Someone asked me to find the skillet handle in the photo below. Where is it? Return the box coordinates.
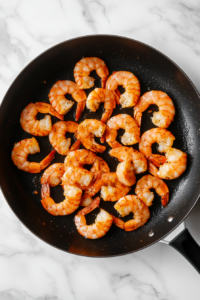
[170,229,200,273]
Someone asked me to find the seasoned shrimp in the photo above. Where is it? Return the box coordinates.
[11,138,55,173]
[135,174,169,206]
[41,185,82,216]
[75,119,106,153]
[64,149,110,174]
[48,80,86,120]
[112,195,150,231]
[139,128,175,164]
[75,197,113,239]
[20,102,63,136]
[86,88,116,123]
[62,166,93,188]
[49,121,81,155]
[148,147,187,180]
[106,71,140,107]
[105,114,140,148]
[74,57,109,89]
[114,160,136,186]
[134,91,175,128]
[41,163,65,187]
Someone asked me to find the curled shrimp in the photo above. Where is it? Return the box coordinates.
[64,149,110,174]
[62,166,93,188]
[75,119,106,153]
[135,174,169,206]
[134,91,175,128]
[82,172,131,205]
[75,197,113,239]
[20,102,63,136]
[41,185,82,216]
[11,138,55,173]
[106,71,140,107]
[148,147,187,180]
[74,57,109,89]
[105,114,140,148]
[41,163,65,187]
[112,195,150,231]
[86,88,116,123]
[48,80,86,120]
[49,121,81,155]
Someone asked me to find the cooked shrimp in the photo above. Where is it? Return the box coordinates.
[115,160,136,186]
[41,163,65,187]
[134,91,175,128]
[20,102,63,136]
[48,80,86,120]
[62,166,93,188]
[11,138,55,173]
[139,128,175,164]
[86,88,116,123]
[74,57,109,89]
[106,71,140,107]
[75,119,106,153]
[135,174,169,206]
[64,149,110,174]
[110,147,147,173]
[41,185,82,216]
[49,121,80,155]
[112,195,150,231]
[105,114,140,148]
[148,147,187,180]
[75,197,113,239]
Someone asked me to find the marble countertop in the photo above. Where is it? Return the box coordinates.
[1,0,200,299]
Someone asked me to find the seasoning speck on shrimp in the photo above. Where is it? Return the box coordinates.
[48,80,86,120]
[113,195,150,231]
[49,121,80,155]
[105,114,140,148]
[135,174,169,206]
[134,91,175,128]
[20,102,63,136]
[75,119,106,153]
[106,71,140,107]
[74,57,109,89]
[75,197,113,239]
[86,88,116,123]
[11,138,55,173]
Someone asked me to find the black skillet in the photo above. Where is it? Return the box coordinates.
[1,35,200,272]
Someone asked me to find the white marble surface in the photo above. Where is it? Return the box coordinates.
[1,0,200,299]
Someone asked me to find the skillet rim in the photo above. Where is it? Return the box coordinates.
[0,34,200,257]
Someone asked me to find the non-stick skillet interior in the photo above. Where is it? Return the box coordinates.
[0,35,200,256]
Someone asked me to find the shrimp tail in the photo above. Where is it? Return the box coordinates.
[77,197,100,215]
[114,90,121,105]
[100,131,106,143]
[148,162,159,177]
[40,150,56,170]
[112,215,125,229]
[162,192,169,207]
[70,140,82,151]
[49,108,64,120]
[134,110,142,127]
[149,154,167,167]
[101,77,108,88]
[75,100,86,121]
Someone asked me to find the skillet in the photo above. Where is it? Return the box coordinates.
[0,35,200,272]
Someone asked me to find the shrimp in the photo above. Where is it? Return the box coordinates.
[75,119,106,153]
[74,57,109,89]
[49,121,81,155]
[41,185,82,216]
[112,195,150,231]
[20,102,63,136]
[134,91,175,128]
[135,174,169,206]
[11,138,55,173]
[139,128,175,165]
[86,88,116,123]
[48,80,86,120]
[64,149,110,174]
[114,160,136,186]
[75,197,113,239]
[148,147,187,180]
[105,114,140,148]
[41,163,65,187]
[62,166,93,188]
[106,71,140,108]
